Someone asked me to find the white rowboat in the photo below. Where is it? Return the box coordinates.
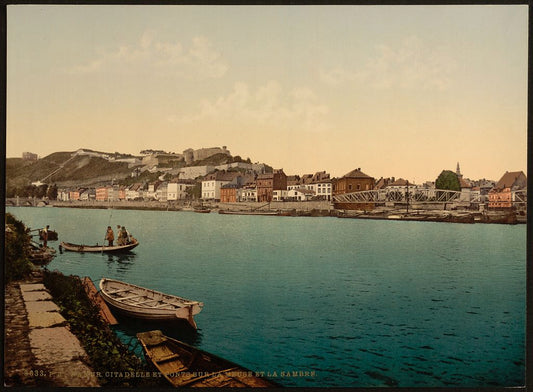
[99,278,203,329]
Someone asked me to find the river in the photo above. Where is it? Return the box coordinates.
[6,206,526,387]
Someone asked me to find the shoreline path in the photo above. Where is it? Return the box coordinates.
[4,271,99,387]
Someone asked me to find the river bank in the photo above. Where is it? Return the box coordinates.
[15,199,525,224]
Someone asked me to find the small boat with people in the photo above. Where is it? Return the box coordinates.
[99,278,204,329]
[59,239,139,253]
[136,330,280,387]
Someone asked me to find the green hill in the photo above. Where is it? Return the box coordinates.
[6,151,133,192]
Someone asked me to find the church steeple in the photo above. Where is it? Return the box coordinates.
[456,162,462,179]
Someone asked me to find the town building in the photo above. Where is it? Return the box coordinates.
[220,184,240,203]
[332,168,375,210]
[167,180,195,201]
[256,169,287,202]
[287,187,315,201]
[156,182,168,202]
[488,171,527,209]
[239,185,258,202]
[202,171,240,201]
[126,183,143,200]
[146,182,161,200]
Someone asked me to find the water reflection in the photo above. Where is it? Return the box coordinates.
[105,253,137,275]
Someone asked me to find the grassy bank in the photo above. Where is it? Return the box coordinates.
[42,270,164,387]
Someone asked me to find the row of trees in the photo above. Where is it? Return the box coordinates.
[6,184,58,200]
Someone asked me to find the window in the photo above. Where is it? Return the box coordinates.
[348,184,352,190]
[357,184,361,190]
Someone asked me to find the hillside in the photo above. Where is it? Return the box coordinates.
[6,151,133,191]
[6,149,265,196]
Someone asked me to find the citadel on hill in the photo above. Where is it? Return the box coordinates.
[8,146,527,220]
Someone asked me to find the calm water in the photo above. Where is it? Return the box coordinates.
[7,206,526,387]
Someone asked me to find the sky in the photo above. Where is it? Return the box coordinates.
[6,5,528,182]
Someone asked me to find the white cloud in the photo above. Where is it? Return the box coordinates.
[169,81,330,133]
[320,36,456,91]
[66,30,227,80]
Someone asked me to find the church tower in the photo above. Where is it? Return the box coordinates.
[456,162,463,179]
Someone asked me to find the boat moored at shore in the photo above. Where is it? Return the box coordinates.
[99,278,203,329]
[137,330,280,387]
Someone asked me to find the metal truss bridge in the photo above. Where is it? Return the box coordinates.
[333,188,527,206]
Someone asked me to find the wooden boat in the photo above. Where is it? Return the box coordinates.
[59,239,139,253]
[137,330,280,388]
[39,229,58,241]
[28,241,56,265]
[81,277,118,325]
[99,278,203,329]
[193,208,211,213]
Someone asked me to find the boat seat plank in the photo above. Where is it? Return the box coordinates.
[133,298,159,306]
[116,294,145,301]
[106,288,131,295]
[155,353,180,363]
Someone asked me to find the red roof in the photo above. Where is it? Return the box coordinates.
[343,168,373,179]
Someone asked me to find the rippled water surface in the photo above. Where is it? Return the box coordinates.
[7,206,526,387]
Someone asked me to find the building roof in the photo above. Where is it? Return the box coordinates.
[301,174,313,184]
[459,177,472,189]
[293,187,316,195]
[387,178,411,187]
[495,171,526,190]
[286,175,301,185]
[311,171,331,183]
[342,168,373,179]
[204,171,239,182]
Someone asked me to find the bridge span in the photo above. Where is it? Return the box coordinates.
[333,188,527,206]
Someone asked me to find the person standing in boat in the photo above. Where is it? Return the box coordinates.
[121,226,130,244]
[105,226,114,246]
[42,225,49,248]
[116,225,124,245]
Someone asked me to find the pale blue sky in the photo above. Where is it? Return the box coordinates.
[7,5,528,181]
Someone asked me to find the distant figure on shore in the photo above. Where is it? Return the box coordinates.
[42,225,49,248]
[106,226,114,246]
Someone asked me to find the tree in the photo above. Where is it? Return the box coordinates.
[435,170,461,191]
[435,170,461,209]
[47,184,58,200]
[186,182,202,199]
[5,213,33,282]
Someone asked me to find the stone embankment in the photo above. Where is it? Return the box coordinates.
[11,199,524,224]
[4,272,99,387]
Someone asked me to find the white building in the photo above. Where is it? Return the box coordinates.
[146,183,160,200]
[272,189,288,201]
[156,182,168,202]
[287,187,315,201]
[202,171,238,201]
[167,181,195,200]
[238,186,257,202]
[126,184,143,200]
